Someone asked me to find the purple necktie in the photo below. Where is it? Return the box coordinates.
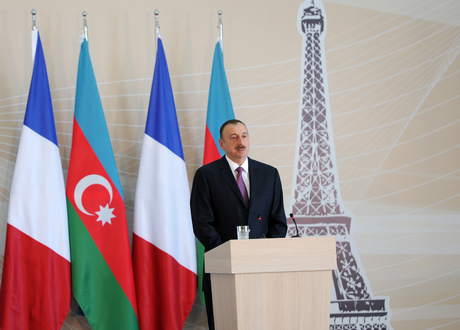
[236,167,249,208]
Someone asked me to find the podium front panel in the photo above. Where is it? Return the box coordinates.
[211,270,332,330]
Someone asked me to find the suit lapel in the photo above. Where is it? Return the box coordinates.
[248,158,259,211]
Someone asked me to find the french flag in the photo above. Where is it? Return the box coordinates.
[132,35,197,330]
[0,31,71,330]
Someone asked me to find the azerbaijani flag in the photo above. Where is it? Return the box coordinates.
[133,35,197,330]
[203,39,235,164]
[0,31,71,330]
[197,39,235,304]
[66,40,139,330]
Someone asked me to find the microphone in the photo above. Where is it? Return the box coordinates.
[258,215,266,238]
[290,213,301,238]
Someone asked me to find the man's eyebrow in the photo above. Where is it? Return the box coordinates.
[229,132,248,136]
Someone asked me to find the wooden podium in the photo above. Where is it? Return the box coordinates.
[205,236,337,329]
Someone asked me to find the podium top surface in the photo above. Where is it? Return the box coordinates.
[205,236,337,274]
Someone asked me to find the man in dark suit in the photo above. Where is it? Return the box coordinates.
[190,119,287,330]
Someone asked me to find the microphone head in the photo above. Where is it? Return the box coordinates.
[257,215,266,238]
[290,213,294,219]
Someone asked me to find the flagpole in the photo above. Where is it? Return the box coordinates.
[82,11,88,41]
[217,10,223,52]
[31,9,38,62]
[154,9,160,53]
[31,9,37,30]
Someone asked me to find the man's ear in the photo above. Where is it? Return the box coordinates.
[219,139,225,151]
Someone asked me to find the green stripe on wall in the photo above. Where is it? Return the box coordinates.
[67,200,139,330]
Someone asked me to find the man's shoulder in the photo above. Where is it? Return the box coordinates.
[249,158,277,172]
[196,157,225,173]
[196,157,277,173]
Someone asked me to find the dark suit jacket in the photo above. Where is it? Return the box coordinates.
[190,156,287,291]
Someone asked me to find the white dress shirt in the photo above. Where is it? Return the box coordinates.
[225,155,250,198]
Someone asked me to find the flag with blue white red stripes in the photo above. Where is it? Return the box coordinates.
[0,31,71,330]
[132,34,197,330]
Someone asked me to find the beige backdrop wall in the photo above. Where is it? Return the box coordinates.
[1,0,459,329]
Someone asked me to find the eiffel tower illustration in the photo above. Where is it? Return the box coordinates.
[289,1,392,329]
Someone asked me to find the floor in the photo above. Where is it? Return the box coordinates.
[62,295,210,330]
[183,297,210,330]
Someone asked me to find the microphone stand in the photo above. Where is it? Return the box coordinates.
[290,213,301,237]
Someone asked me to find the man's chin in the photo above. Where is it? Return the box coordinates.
[235,152,248,159]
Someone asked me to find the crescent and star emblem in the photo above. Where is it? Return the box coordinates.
[74,174,116,226]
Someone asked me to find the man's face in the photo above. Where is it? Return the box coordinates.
[219,123,250,165]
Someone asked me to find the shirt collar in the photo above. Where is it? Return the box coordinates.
[225,155,249,174]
